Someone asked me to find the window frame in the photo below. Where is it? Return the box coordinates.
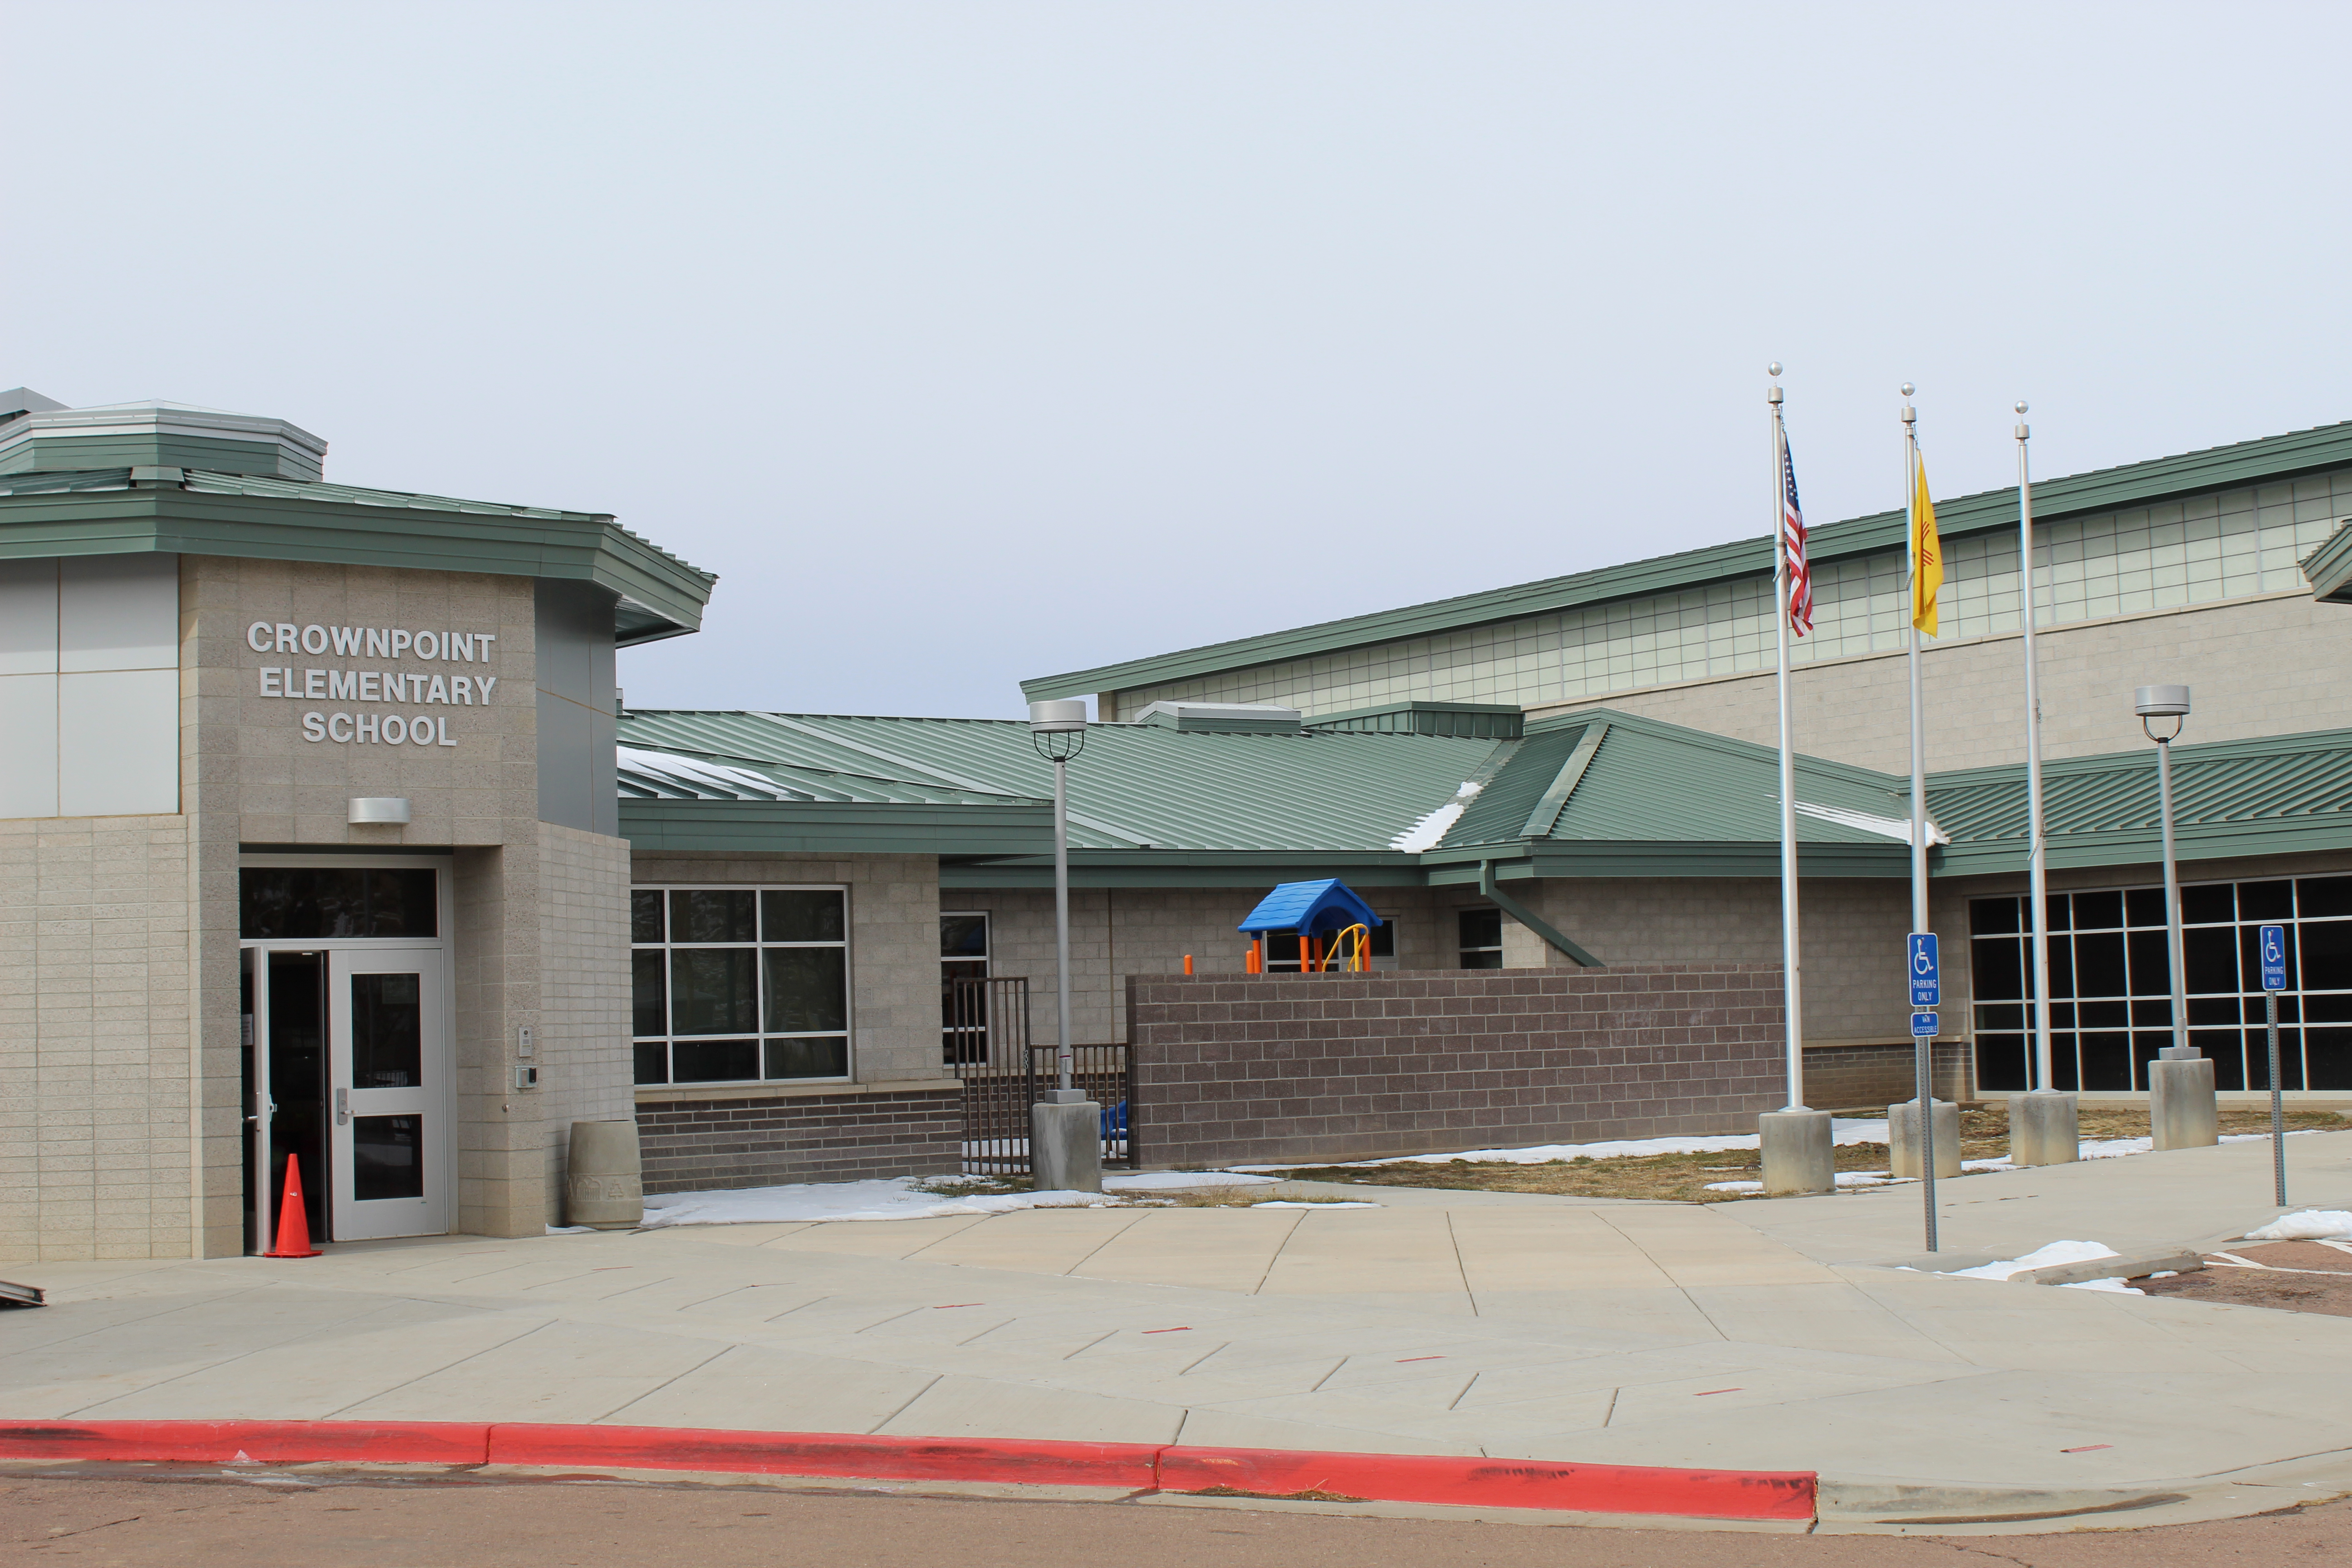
[631,882,853,1089]
[1970,872,2352,1093]
[1457,906,1505,970]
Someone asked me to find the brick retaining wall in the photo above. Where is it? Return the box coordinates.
[1125,964,1785,1169]
[636,1088,961,1193]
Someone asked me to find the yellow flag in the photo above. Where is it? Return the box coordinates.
[1910,449,1942,636]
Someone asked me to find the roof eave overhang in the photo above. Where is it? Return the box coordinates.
[1933,818,2352,880]
[622,798,1052,856]
[0,487,715,640]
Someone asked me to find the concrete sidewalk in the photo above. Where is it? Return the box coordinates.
[4,1132,2350,1529]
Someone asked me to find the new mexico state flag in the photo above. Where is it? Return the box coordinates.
[1910,450,1943,636]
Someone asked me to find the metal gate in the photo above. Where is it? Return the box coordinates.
[948,975,1132,1176]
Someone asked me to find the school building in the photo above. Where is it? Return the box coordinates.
[5,381,2351,1261]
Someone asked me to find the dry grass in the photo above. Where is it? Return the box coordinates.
[1269,1107,2348,1205]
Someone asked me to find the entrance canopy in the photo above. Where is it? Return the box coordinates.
[1237,878,1385,939]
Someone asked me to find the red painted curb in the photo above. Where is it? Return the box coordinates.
[0,1421,490,1466]
[0,1421,1815,1519]
[487,1425,1164,1489]
[1159,1445,1816,1521]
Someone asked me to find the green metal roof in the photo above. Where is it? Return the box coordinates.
[615,707,2352,887]
[0,468,716,644]
[2306,519,2352,604]
[1022,418,2352,702]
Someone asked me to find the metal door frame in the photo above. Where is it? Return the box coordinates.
[242,853,455,1252]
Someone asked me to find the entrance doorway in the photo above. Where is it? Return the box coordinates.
[240,858,454,1250]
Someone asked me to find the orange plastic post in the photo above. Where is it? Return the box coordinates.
[264,1153,322,1258]
[1300,933,1313,973]
[1183,954,1194,975]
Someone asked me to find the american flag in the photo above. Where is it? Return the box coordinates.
[1781,436,1813,637]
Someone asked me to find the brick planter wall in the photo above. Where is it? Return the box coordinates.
[635,1087,961,1193]
[1125,964,1785,1170]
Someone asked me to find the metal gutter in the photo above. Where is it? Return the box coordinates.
[1478,861,1602,967]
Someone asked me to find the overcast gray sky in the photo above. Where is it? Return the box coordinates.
[8,3,2346,717]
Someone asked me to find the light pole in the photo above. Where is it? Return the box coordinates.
[1026,699,1102,1191]
[2137,684,2216,1149]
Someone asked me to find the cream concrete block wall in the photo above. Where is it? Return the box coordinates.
[186,556,550,1252]
[1529,593,2352,776]
[628,852,943,1087]
[1502,876,1917,1045]
[0,815,193,1263]
[529,823,634,1227]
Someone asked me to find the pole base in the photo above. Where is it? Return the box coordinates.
[2008,1090,2079,1166]
[1030,1099,1105,1193]
[1889,1098,1961,1179]
[2148,1057,2219,1150]
[1759,1109,1834,1196]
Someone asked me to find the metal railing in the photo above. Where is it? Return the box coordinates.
[946,976,1131,1174]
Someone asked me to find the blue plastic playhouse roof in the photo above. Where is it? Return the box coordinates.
[1236,878,1386,936]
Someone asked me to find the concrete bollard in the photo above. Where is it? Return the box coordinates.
[2009,1090,2080,1166]
[1759,1108,1834,1195]
[1888,1098,1961,1179]
[565,1119,644,1230]
[2148,1052,2218,1150]
[1029,1092,1104,1193]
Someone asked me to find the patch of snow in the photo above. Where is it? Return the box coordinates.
[640,1176,1122,1227]
[1246,1117,1891,1170]
[2060,1277,2145,1294]
[1962,1157,2016,1172]
[1948,1239,2121,1282]
[619,746,785,797]
[1703,1171,1914,1195]
[1792,799,1951,846]
[1391,780,1484,853]
[2244,1209,2352,1241]
[1102,1171,1279,1191]
[544,1224,595,1235]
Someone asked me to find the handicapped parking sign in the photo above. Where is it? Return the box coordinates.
[2259,924,2288,991]
[1908,932,1939,1008]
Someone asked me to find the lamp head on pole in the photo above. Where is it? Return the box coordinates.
[1900,382,1916,426]
[2136,683,2190,742]
[2015,400,2029,442]
[1028,698,1088,761]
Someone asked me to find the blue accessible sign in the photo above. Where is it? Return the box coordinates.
[2259,924,2288,992]
[1908,932,1940,1009]
[1911,1011,1939,1037]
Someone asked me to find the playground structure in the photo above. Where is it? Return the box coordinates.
[1236,878,1385,974]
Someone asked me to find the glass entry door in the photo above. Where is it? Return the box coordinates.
[326,948,450,1241]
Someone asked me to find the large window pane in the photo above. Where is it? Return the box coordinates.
[632,950,667,1037]
[2239,879,2293,920]
[671,889,755,943]
[2180,883,2234,924]
[240,867,437,940]
[2184,926,2239,994]
[631,889,664,943]
[764,889,845,943]
[765,1037,848,1079]
[2075,932,2127,996]
[2123,887,2168,928]
[1971,937,2024,1001]
[350,972,422,1088]
[2301,877,2352,919]
[672,1038,759,1083]
[941,914,990,957]
[2072,891,2122,930]
[1969,897,2019,936]
[764,947,847,1033]
[2302,920,2352,990]
[670,948,758,1034]
[634,1041,670,1085]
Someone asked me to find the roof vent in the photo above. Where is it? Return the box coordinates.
[1133,701,1303,735]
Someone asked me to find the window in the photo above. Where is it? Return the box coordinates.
[632,886,849,1086]
[941,912,989,1063]
[1458,907,1504,969]
[1971,874,2352,1092]
[241,867,437,939]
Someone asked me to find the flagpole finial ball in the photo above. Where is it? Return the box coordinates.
[1900,382,1915,397]
[2015,401,2028,415]
[1768,362,1782,377]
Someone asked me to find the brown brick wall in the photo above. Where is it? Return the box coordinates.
[636,1088,961,1193]
[1126,963,1785,1169]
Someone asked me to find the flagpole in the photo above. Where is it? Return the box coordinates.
[2018,406,2053,1093]
[1770,368,1804,1112]
[1903,383,1937,1252]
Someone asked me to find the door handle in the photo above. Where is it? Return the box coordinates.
[335,1088,349,1126]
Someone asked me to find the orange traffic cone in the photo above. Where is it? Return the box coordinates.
[264,1154,321,1258]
